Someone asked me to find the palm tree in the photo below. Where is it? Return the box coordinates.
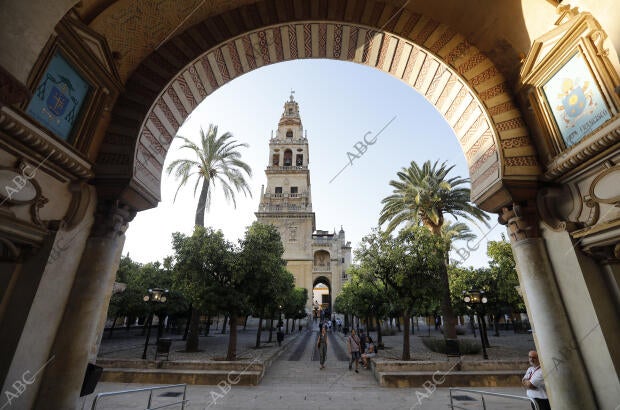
[379,160,489,341]
[441,221,476,265]
[167,124,253,227]
[167,124,252,351]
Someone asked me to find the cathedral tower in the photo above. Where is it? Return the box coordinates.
[256,94,351,313]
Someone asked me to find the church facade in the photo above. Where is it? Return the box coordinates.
[255,95,352,313]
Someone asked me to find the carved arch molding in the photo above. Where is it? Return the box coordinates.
[95,15,540,212]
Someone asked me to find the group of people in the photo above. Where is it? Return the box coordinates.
[345,328,376,372]
[316,322,550,409]
[315,325,376,371]
[317,316,342,333]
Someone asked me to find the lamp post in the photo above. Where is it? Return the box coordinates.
[142,288,168,360]
[463,289,489,360]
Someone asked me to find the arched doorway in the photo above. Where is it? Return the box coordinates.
[313,276,332,320]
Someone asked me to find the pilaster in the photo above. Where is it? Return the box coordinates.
[34,201,134,409]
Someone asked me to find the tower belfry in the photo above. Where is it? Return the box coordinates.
[255,95,351,313]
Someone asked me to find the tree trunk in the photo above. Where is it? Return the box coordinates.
[377,318,383,348]
[243,315,249,330]
[470,314,477,337]
[108,316,118,338]
[182,306,192,341]
[195,180,209,226]
[156,315,164,342]
[185,308,200,352]
[255,313,263,348]
[411,315,415,335]
[226,315,238,360]
[268,317,274,342]
[493,311,500,337]
[286,318,290,334]
[221,315,228,334]
[438,261,458,340]
[402,311,411,360]
[427,314,431,337]
[396,317,401,332]
[481,315,490,347]
[205,314,211,336]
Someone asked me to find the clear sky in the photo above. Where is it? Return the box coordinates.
[122,58,505,268]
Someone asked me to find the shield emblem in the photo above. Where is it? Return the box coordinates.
[46,86,70,116]
[563,86,586,118]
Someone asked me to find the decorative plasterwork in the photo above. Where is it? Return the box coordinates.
[123,20,537,211]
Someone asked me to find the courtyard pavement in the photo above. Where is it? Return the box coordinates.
[82,319,537,409]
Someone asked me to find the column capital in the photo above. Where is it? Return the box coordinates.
[498,202,541,242]
[91,201,136,238]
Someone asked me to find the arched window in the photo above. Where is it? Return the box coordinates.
[286,130,293,138]
[283,149,292,166]
[296,154,303,166]
[272,154,280,166]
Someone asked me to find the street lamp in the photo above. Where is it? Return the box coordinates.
[463,289,489,360]
[142,288,168,360]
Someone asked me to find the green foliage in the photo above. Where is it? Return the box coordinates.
[378,160,489,235]
[283,287,308,319]
[236,222,296,348]
[378,159,490,341]
[421,337,481,355]
[448,236,524,316]
[354,228,443,313]
[487,236,524,312]
[351,227,444,359]
[240,222,293,314]
[172,226,246,314]
[115,254,141,283]
[108,255,188,320]
[109,287,147,319]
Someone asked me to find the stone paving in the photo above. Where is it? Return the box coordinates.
[84,321,538,409]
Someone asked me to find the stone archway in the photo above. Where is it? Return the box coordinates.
[95,12,540,213]
[313,275,332,314]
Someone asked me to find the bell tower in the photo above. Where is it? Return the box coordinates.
[256,94,316,286]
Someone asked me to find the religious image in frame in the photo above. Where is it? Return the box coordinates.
[26,51,91,141]
[542,52,611,148]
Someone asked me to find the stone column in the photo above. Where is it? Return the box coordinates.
[500,203,596,409]
[34,201,134,409]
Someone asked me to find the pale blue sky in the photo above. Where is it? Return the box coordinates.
[123,59,505,268]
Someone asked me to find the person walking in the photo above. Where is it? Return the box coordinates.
[347,328,361,373]
[522,351,551,410]
[276,323,284,347]
[317,326,328,369]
